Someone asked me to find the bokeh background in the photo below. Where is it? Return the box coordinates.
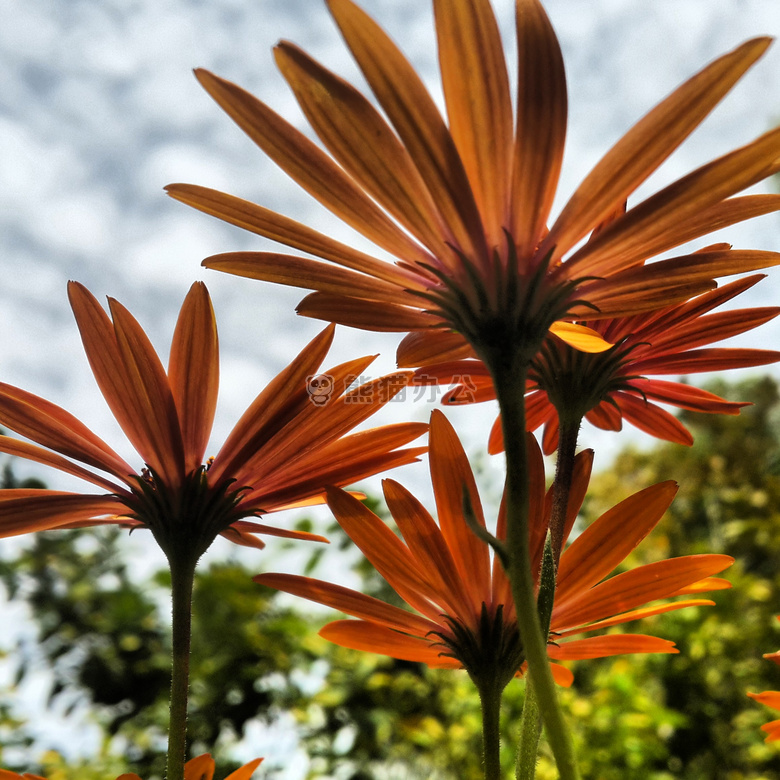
[3,0,780,777]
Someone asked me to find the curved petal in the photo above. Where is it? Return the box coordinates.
[325,486,448,621]
[0,436,124,493]
[556,481,678,607]
[194,69,435,267]
[554,554,733,630]
[320,619,461,668]
[203,252,418,306]
[211,325,334,481]
[0,491,124,538]
[614,392,694,446]
[511,0,567,256]
[254,573,440,637]
[550,322,611,353]
[544,37,771,261]
[108,298,185,487]
[166,183,424,288]
[549,634,678,660]
[429,409,491,617]
[298,292,438,332]
[630,378,748,414]
[383,478,476,621]
[224,759,264,780]
[327,0,487,263]
[435,0,513,246]
[566,124,780,278]
[169,282,219,472]
[184,754,214,780]
[274,41,451,258]
[0,382,133,480]
[630,347,780,375]
[396,329,473,367]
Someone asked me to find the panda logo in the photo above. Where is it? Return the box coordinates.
[306,373,335,406]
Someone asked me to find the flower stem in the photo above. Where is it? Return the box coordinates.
[166,552,197,780]
[548,415,582,566]
[490,357,580,780]
[477,678,503,780]
[516,679,542,780]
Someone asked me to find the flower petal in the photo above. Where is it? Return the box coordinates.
[435,0,513,246]
[544,37,772,261]
[549,634,678,660]
[194,69,435,267]
[274,41,452,258]
[327,0,487,263]
[169,282,219,473]
[554,554,733,630]
[614,392,694,446]
[254,573,440,637]
[511,0,567,256]
[0,491,124,537]
[320,619,460,668]
[224,759,264,780]
[298,292,438,332]
[0,381,133,481]
[203,252,419,306]
[167,184,424,288]
[556,481,678,607]
[428,409,491,618]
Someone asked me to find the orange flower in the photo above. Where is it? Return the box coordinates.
[0,754,263,780]
[167,0,780,358]
[747,692,780,742]
[0,282,426,558]
[255,411,732,688]
[412,274,780,453]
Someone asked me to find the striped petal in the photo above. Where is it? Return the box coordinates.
[320,619,461,668]
[274,41,451,258]
[511,0,567,257]
[168,282,219,472]
[0,491,123,538]
[614,392,694,446]
[428,409,491,617]
[556,481,677,607]
[543,37,771,261]
[195,69,434,267]
[298,292,438,332]
[254,573,439,637]
[0,382,133,480]
[549,634,678,660]
[327,0,487,263]
[167,184,424,288]
[435,0,513,246]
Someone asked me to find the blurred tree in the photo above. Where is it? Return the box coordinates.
[3,378,780,778]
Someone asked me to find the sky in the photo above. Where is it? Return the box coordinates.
[2,0,780,775]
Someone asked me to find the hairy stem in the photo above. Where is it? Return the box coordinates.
[490,357,580,780]
[166,552,196,780]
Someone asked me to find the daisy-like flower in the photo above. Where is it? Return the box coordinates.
[256,410,732,688]
[0,282,426,560]
[0,754,263,780]
[412,273,780,454]
[167,0,780,361]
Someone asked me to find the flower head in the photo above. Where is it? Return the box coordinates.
[255,410,732,688]
[0,282,426,560]
[167,0,780,363]
[413,274,780,452]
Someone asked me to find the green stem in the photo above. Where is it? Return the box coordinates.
[491,358,580,780]
[477,679,503,780]
[548,416,582,567]
[516,679,543,780]
[166,553,197,780]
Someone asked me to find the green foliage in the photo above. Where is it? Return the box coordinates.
[4,377,780,777]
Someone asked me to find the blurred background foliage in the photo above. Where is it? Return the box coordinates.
[1,377,780,778]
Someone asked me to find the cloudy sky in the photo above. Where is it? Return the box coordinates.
[2,0,780,775]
